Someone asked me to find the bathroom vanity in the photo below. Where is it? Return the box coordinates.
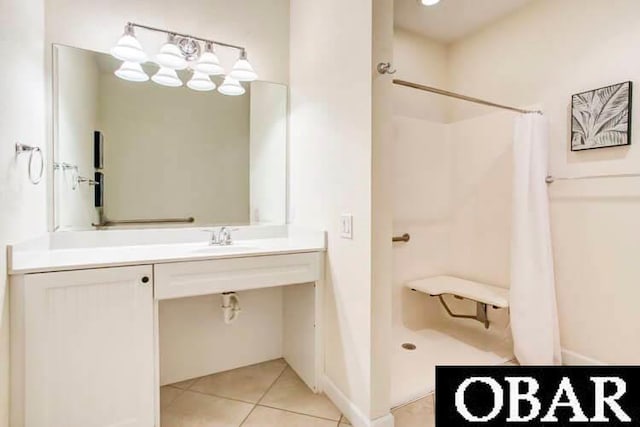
[9,37,317,427]
[8,226,326,427]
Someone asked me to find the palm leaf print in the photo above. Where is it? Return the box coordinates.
[571,82,631,151]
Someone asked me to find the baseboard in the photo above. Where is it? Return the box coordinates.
[322,375,395,427]
[562,348,605,365]
[371,413,395,427]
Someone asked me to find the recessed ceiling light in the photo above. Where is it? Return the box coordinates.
[420,0,440,6]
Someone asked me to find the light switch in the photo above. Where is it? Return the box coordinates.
[340,214,353,239]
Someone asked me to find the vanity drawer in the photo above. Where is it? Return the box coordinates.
[154,252,323,300]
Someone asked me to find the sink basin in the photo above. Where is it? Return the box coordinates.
[190,245,256,254]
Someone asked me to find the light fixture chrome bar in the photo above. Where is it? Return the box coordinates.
[128,22,245,52]
[545,173,640,184]
[393,79,543,115]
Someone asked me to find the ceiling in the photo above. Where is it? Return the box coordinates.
[394,0,535,43]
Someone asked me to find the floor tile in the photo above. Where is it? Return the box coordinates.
[392,395,434,427]
[242,406,337,427]
[190,358,287,403]
[160,390,253,427]
[338,414,352,425]
[170,377,199,390]
[160,386,183,408]
[259,367,341,421]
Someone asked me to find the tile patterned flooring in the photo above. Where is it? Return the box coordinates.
[160,358,435,426]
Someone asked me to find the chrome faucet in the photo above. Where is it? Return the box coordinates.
[209,226,235,246]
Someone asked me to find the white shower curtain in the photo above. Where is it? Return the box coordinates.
[511,114,562,365]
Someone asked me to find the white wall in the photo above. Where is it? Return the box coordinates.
[445,0,640,363]
[45,0,290,84]
[448,0,640,178]
[98,71,250,225]
[289,0,393,422]
[391,111,514,318]
[159,288,284,385]
[391,116,451,327]
[250,81,288,224]
[54,46,100,229]
[393,29,449,123]
[391,30,452,330]
[371,0,394,417]
[446,112,514,288]
[0,0,47,425]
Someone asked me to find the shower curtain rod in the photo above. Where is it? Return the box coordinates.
[393,79,543,115]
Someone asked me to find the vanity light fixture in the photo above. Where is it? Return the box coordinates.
[194,42,224,75]
[420,0,441,5]
[229,50,258,82]
[151,67,183,87]
[115,61,149,82]
[155,34,188,70]
[218,76,245,96]
[110,24,147,63]
[187,71,216,91]
[111,22,258,95]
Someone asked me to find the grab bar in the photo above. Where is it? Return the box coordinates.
[392,233,410,243]
[546,173,640,183]
[93,216,195,227]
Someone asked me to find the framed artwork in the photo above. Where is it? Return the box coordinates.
[571,81,632,151]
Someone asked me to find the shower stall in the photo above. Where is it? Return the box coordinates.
[388,76,558,406]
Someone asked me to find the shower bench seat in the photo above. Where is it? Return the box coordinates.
[406,275,509,329]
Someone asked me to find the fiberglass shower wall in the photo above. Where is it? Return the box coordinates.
[392,94,518,329]
[391,97,518,404]
[390,29,516,405]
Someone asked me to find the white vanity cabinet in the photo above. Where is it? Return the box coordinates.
[8,227,326,427]
[11,265,156,427]
[155,252,323,389]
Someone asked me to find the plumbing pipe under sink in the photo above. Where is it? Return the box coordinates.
[221,292,241,324]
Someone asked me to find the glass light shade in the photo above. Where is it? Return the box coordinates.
[229,58,257,82]
[155,42,188,70]
[420,0,440,5]
[114,61,149,82]
[187,71,216,91]
[218,76,245,96]
[194,51,224,75]
[151,67,182,87]
[111,34,147,63]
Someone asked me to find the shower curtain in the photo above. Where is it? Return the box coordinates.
[511,114,562,365]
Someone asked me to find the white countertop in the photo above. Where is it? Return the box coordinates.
[8,226,326,274]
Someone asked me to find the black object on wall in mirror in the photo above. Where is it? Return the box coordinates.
[94,131,104,169]
[94,172,104,207]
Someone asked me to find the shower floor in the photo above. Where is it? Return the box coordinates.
[391,320,514,407]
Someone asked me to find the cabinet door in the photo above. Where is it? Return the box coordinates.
[24,266,155,427]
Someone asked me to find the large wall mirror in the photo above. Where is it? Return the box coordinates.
[52,44,287,230]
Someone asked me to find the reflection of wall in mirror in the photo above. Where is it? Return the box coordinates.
[55,47,289,229]
[97,70,250,226]
[250,82,287,224]
[55,47,100,229]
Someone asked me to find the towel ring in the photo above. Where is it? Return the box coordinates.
[15,143,44,185]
